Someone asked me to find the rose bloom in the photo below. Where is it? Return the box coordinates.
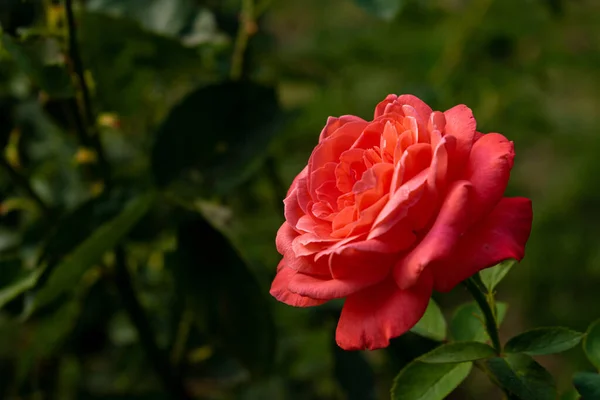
[271,94,532,351]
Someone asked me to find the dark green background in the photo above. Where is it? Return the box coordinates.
[0,0,598,398]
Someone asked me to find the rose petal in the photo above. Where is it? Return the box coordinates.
[369,168,429,239]
[397,95,433,123]
[428,135,456,193]
[374,94,398,118]
[270,261,327,307]
[335,269,433,350]
[309,125,367,193]
[443,104,476,166]
[276,222,297,256]
[393,180,472,289]
[319,115,367,142]
[432,197,533,292]
[329,240,397,281]
[466,132,515,223]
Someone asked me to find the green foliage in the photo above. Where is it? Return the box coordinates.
[450,301,507,342]
[505,327,584,356]
[584,319,600,370]
[418,342,496,364]
[151,81,281,193]
[486,354,557,400]
[0,0,598,398]
[479,259,516,292]
[391,361,472,400]
[573,372,600,399]
[31,192,155,314]
[0,35,74,98]
[172,216,276,376]
[354,0,404,21]
[410,298,447,341]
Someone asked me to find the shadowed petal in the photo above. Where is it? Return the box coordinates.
[270,261,327,307]
[433,197,533,292]
[393,181,472,289]
[335,269,433,350]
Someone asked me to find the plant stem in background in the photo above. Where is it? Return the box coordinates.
[62,2,191,397]
[0,157,51,218]
[230,0,255,80]
[63,0,110,184]
[113,247,193,400]
[464,277,502,355]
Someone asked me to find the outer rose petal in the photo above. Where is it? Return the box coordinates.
[335,269,433,351]
[270,261,326,307]
[393,181,472,289]
[319,115,367,142]
[444,104,476,166]
[396,95,433,122]
[432,197,533,292]
[467,132,515,223]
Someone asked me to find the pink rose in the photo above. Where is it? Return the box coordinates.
[271,94,533,350]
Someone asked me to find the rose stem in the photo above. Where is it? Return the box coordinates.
[464,277,503,355]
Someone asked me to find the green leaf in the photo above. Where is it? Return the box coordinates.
[0,34,74,98]
[486,354,557,400]
[584,319,600,370]
[450,302,508,342]
[419,342,496,364]
[30,192,155,312]
[0,268,43,310]
[391,361,472,400]
[410,298,447,341]
[505,327,584,356]
[151,81,281,193]
[480,259,516,292]
[333,344,377,400]
[354,0,404,21]
[573,372,600,399]
[172,216,276,376]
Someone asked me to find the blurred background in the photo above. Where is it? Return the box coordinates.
[0,0,599,398]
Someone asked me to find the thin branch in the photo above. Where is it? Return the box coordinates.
[113,247,193,400]
[463,277,502,355]
[63,0,110,184]
[230,0,255,81]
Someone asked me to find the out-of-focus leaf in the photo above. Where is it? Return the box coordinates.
[86,0,197,37]
[573,372,600,399]
[172,216,275,376]
[79,12,203,115]
[584,319,600,370]
[151,81,281,194]
[486,354,557,400]
[505,327,584,356]
[411,298,447,341]
[354,0,404,21]
[0,0,37,36]
[418,342,496,364]
[16,300,81,385]
[450,302,508,342]
[333,344,376,400]
[391,361,472,400]
[0,35,74,98]
[38,190,129,270]
[30,192,155,313]
[480,259,516,292]
[0,266,43,310]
